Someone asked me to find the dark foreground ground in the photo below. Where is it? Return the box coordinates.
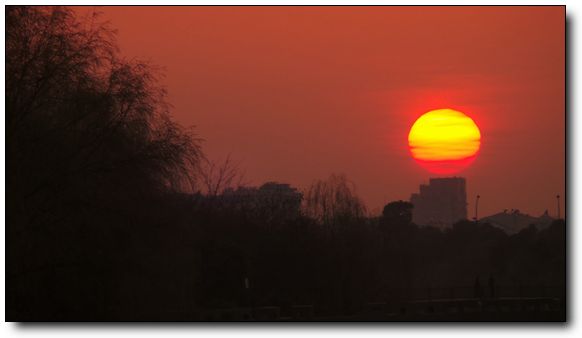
[190,297,565,322]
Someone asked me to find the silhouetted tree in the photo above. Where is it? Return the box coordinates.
[197,153,247,196]
[6,6,202,320]
[5,6,566,321]
[303,174,366,226]
[381,200,413,226]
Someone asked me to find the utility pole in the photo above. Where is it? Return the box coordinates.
[474,195,480,222]
[556,194,561,219]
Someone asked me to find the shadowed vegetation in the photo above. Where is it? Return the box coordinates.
[6,7,565,321]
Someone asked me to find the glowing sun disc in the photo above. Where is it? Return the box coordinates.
[408,108,481,174]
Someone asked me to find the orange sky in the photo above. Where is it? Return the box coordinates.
[74,6,565,217]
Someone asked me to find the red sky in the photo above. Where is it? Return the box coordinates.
[74,6,565,217]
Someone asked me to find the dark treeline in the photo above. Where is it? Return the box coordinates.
[6,7,565,321]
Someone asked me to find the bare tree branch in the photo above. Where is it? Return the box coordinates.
[197,153,248,196]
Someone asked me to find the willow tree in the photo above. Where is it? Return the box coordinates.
[303,174,366,227]
[6,6,202,320]
[7,6,202,219]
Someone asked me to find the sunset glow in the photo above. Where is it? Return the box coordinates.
[5,6,566,322]
[408,109,481,174]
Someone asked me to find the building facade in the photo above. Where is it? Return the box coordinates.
[409,177,468,228]
[221,182,303,221]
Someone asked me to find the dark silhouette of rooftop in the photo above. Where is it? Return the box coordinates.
[410,177,468,228]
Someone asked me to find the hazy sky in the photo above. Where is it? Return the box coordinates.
[75,6,565,217]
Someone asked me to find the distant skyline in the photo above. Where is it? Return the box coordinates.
[74,6,565,217]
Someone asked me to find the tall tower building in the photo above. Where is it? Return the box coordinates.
[409,177,468,228]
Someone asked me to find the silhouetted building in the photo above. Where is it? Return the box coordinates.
[410,177,467,228]
[480,209,555,234]
[222,182,303,219]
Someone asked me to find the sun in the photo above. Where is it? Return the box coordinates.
[408,108,481,174]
